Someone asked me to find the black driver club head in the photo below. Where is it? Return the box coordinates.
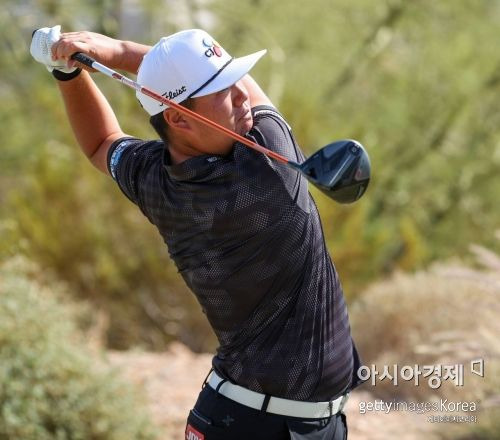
[295,139,371,203]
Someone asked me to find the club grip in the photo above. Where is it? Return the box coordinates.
[71,52,95,68]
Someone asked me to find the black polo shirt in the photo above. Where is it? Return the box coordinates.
[107,105,361,401]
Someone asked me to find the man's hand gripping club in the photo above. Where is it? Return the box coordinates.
[31,25,149,76]
[30,25,79,74]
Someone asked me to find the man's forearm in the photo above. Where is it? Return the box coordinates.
[115,40,151,73]
[57,71,124,173]
[50,31,151,76]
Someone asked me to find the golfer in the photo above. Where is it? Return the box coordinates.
[31,25,363,439]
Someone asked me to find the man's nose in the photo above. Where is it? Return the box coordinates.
[231,82,249,107]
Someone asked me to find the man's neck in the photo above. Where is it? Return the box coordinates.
[167,139,200,165]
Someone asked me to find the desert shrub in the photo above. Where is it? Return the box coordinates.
[5,140,214,352]
[0,257,158,440]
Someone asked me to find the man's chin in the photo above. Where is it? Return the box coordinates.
[239,116,254,135]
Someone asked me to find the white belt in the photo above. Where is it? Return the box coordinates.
[207,371,349,419]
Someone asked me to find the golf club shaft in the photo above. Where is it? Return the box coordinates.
[71,52,296,166]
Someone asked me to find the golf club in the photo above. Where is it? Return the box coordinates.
[71,52,371,203]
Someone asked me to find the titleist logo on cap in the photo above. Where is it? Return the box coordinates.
[159,86,187,107]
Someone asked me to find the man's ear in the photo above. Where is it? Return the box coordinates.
[163,108,191,132]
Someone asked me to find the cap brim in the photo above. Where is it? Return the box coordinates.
[190,49,267,98]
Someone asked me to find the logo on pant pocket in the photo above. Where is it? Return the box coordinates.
[186,424,205,440]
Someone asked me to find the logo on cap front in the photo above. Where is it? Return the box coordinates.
[202,38,222,57]
[158,85,187,107]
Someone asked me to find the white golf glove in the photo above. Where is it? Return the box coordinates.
[30,25,77,73]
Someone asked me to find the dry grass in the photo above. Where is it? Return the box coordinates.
[349,241,500,438]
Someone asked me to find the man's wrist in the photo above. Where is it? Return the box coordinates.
[52,68,82,81]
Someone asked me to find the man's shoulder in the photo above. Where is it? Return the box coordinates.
[247,105,302,163]
[108,137,164,180]
[251,105,291,130]
[109,136,164,154]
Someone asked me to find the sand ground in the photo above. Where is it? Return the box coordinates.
[108,343,440,439]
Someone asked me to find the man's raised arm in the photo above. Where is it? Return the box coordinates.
[54,71,123,175]
[30,26,150,175]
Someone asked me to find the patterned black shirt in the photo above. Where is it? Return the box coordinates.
[107,105,361,401]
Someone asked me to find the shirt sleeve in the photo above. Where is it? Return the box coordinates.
[107,137,163,205]
[248,105,306,164]
[246,106,310,210]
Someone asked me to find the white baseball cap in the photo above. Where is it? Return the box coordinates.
[136,29,267,116]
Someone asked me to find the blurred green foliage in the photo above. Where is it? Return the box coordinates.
[0,257,158,439]
[1,0,499,351]
[212,0,500,283]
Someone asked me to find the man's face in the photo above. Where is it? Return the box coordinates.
[189,80,253,155]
